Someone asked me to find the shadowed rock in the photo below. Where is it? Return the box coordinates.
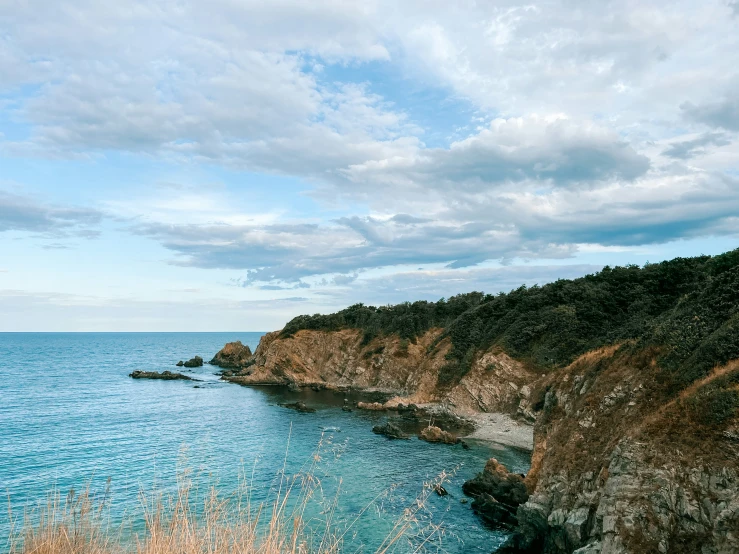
[372,420,409,440]
[281,401,316,413]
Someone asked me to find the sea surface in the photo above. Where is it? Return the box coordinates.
[0,333,530,553]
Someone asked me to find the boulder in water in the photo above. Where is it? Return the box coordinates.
[183,356,203,368]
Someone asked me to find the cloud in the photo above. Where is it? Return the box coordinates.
[0,288,312,331]
[128,165,739,285]
[340,264,605,305]
[681,86,739,131]
[340,116,650,194]
[662,132,731,159]
[0,190,102,237]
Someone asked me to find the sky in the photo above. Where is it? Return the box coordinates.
[1,0,738,331]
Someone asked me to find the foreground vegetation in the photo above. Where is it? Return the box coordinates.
[282,248,739,394]
[7,454,450,554]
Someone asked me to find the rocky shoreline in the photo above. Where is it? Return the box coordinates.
[204,327,739,554]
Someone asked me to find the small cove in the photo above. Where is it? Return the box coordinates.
[0,332,531,552]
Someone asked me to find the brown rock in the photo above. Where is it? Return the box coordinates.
[419,425,460,445]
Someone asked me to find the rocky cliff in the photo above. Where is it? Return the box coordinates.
[222,328,537,418]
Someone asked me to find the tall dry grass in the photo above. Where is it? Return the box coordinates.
[6,436,453,554]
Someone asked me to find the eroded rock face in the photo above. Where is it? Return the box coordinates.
[129,370,193,380]
[500,350,739,554]
[210,341,253,369]
[221,329,536,415]
[419,425,460,445]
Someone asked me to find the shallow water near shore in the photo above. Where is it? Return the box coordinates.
[0,332,530,552]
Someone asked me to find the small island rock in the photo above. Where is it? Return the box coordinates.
[183,356,203,368]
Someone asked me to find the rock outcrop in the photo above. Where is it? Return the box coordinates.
[129,370,193,380]
[419,425,460,445]
[210,341,254,369]
[463,458,529,528]
[183,356,203,368]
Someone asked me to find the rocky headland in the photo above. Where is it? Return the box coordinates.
[210,250,739,553]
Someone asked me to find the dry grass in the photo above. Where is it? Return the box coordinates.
[6,437,452,554]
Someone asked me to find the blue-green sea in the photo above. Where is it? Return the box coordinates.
[0,333,530,553]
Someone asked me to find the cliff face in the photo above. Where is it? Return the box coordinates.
[507,349,739,554]
[215,331,739,554]
[224,328,537,417]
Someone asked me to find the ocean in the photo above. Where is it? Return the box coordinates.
[0,332,530,552]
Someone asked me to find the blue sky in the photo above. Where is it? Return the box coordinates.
[1,0,738,331]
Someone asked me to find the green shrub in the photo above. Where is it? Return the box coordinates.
[688,388,739,426]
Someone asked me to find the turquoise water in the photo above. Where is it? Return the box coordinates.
[0,333,530,553]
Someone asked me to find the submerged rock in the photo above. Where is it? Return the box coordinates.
[183,356,203,368]
[419,425,460,445]
[130,370,193,381]
[372,420,409,440]
[281,401,316,413]
[210,341,254,369]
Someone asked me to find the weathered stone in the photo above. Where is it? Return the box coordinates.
[183,356,203,368]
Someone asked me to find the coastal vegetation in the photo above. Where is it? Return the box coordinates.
[281,248,739,395]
